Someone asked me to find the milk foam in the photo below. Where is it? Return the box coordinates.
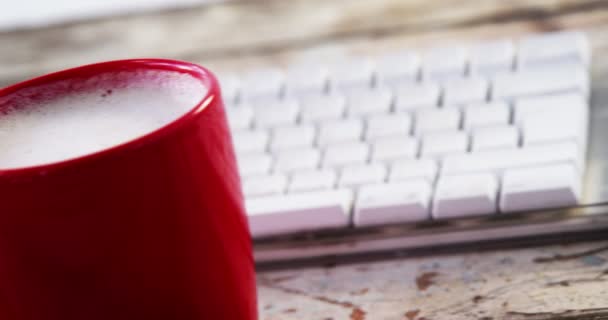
[0,70,207,170]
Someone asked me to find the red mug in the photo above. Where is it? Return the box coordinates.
[0,59,257,320]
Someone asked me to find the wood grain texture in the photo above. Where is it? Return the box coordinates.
[257,241,608,320]
[1,0,608,83]
[2,0,608,319]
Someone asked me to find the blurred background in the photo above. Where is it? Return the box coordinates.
[0,0,222,30]
[1,0,605,88]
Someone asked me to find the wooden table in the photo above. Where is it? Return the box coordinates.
[2,1,608,318]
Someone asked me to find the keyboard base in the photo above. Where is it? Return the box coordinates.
[255,204,608,269]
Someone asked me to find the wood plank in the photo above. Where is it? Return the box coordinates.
[1,0,607,83]
[258,241,608,320]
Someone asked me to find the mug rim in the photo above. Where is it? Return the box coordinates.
[0,58,219,176]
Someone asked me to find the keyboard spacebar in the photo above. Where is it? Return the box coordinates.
[246,189,353,238]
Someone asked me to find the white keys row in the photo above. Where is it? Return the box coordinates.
[247,162,581,236]
[243,159,438,195]
[239,138,583,179]
[240,145,582,195]
[235,127,578,177]
[227,76,584,137]
[231,91,585,156]
[218,31,589,103]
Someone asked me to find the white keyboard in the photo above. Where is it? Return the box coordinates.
[218,30,592,244]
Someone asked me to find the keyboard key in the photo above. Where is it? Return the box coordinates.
[288,169,337,192]
[513,92,587,125]
[242,174,288,197]
[346,87,393,116]
[240,68,285,101]
[518,31,590,69]
[300,94,347,123]
[515,93,588,147]
[329,57,375,91]
[270,125,316,151]
[521,114,587,148]
[500,164,581,213]
[237,154,272,177]
[394,82,441,111]
[472,126,519,151]
[253,99,300,128]
[442,141,583,175]
[339,163,387,187]
[274,148,321,172]
[365,113,412,140]
[371,136,419,162]
[225,105,253,130]
[318,118,364,146]
[442,77,489,106]
[285,63,329,96]
[232,130,268,153]
[421,131,469,158]
[246,189,353,237]
[469,40,515,75]
[376,51,420,85]
[323,142,370,167]
[422,45,468,80]
[433,173,498,219]
[389,159,438,182]
[415,108,461,135]
[492,64,589,101]
[354,180,432,227]
[464,102,511,129]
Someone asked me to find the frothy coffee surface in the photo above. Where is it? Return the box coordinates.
[0,70,207,170]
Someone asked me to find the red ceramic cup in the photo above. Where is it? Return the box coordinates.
[0,59,257,320]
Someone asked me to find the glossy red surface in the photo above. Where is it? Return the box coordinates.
[0,60,257,320]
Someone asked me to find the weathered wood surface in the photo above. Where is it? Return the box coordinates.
[258,241,608,320]
[2,0,608,318]
[2,0,608,83]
